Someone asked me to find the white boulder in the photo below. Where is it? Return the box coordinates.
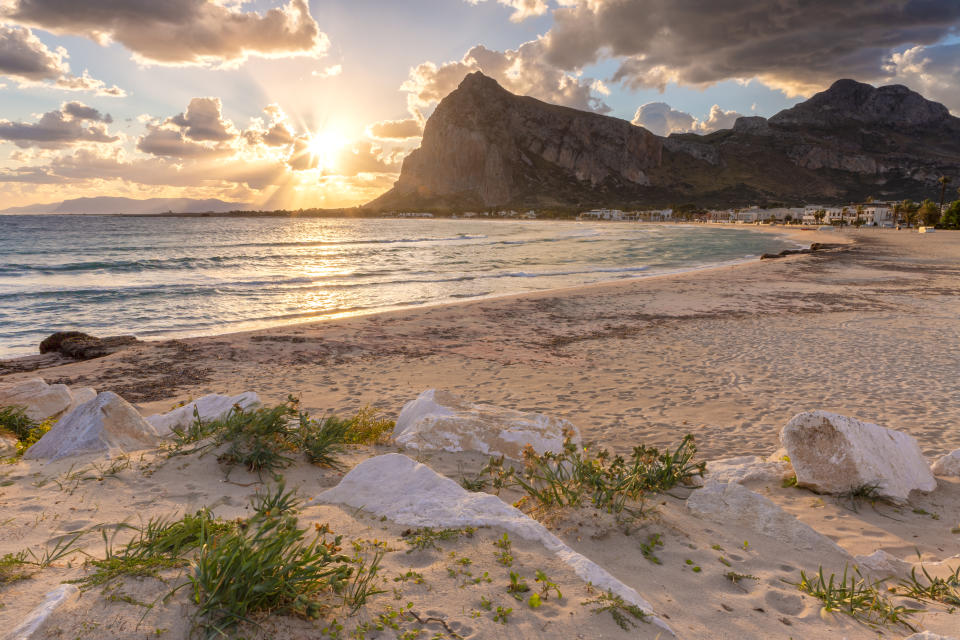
[24,391,159,461]
[65,387,97,414]
[146,392,259,437]
[687,482,848,556]
[319,453,673,637]
[903,633,958,640]
[693,455,792,486]
[781,411,936,502]
[854,550,913,580]
[0,378,72,421]
[931,450,960,477]
[393,389,580,459]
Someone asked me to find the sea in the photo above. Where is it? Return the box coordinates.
[0,215,802,358]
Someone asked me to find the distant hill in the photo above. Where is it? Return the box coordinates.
[369,73,960,210]
[1,197,248,215]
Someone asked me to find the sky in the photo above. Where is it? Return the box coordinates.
[0,0,958,210]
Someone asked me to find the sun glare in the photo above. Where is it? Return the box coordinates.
[307,129,347,171]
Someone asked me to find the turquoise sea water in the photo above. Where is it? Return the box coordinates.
[0,216,800,358]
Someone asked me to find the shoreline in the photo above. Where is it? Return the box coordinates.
[0,223,823,361]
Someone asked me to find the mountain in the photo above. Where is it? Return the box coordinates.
[369,74,960,210]
[1,197,248,215]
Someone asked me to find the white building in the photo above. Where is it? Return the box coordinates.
[578,208,624,221]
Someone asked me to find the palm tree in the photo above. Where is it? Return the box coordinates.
[939,176,953,219]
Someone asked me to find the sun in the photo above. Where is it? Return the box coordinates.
[307,129,347,171]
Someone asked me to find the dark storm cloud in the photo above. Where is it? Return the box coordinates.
[0,102,118,148]
[542,0,960,95]
[3,0,329,66]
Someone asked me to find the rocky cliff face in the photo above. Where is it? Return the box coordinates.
[369,75,960,210]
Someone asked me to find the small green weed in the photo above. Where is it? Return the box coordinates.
[535,569,562,599]
[583,590,649,630]
[506,571,529,600]
[494,533,513,567]
[401,527,475,553]
[895,562,960,607]
[493,605,512,624]
[639,533,663,564]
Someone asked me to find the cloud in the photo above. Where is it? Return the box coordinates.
[631,102,743,136]
[167,97,236,141]
[137,124,233,158]
[367,117,423,140]
[0,101,118,148]
[464,0,549,22]
[541,0,960,100]
[0,23,125,95]
[3,0,329,67]
[403,42,611,118]
[883,43,960,114]
[312,64,342,78]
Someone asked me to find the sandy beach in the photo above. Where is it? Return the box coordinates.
[2,226,959,639]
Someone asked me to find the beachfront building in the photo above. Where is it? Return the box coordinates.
[578,208,624,221]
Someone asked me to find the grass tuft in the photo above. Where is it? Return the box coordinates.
[793,565,917,630]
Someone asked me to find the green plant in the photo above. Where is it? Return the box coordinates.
[0,550,31,583]
[639,533,663,564]
[298,413,351,469]
[582,590,649,630]
[479,596,492,611]
[0,405,35,440]
[401,527,475,553]
[793,566,917,630]
[187,485,353,637]
[839,483,883,512]
[486,434,704,521]
[895,562,960,607]
[338,406,395,445]
[534,569,562,599]
[527,593,541,608]
[458,465,488,492]
[506,571,530,600]
[493,605,512,624]
[494,533,513,567]
[393,570,425,585]
[724,571,758,584]
[343,548,386,613]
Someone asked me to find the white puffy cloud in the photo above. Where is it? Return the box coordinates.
[402,41,611,118]
[883,43,960,114]
[631,102,743,136]
[167,97,236,141]
[464,0,549,22]
[541,0,960,102]
[0,100,118,148]
[0,23,125,95]
[2,0,329,67]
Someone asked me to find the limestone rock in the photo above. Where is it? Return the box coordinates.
[319,453,674,636]
[24,391,159,461]
[903,633,959,640]
[0,378,73,421]
[7,584,79,640]
[686,482,847,555]
[931,450,960,477]
[780,411,936,502]
[855,550,912,580]
[66,387,97,414]
[0,432,17,458]
[147,392,260,437]
[693,455,792,486]
[393,389,580,459]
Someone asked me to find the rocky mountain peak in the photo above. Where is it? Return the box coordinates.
[769,78,953,129]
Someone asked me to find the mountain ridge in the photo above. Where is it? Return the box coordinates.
[1,196,248,215]
[369,74,960,210]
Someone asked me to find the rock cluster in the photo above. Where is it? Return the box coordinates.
[39,331,140,360]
